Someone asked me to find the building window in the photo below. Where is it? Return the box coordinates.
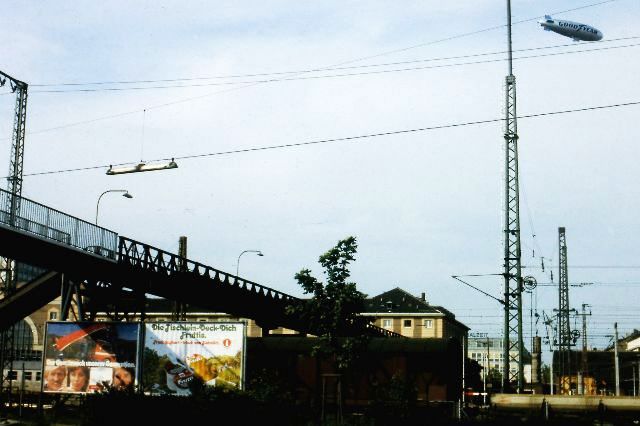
[403,319,412,328]
[23,372,32,381]
[7,371,17,380]
[48,311,58,320]
[382,319,392,328]
[423,319,433,328]
[36,372,41,381]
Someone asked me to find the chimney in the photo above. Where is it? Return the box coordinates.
[531,336,542,384]
[420,292,426,302]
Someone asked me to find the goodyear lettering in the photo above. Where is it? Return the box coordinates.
[558,21,597,34]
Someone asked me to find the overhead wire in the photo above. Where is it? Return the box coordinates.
[27,1,621,90]
[13,99,640,178]
[0,0,625,140]
[524,265,640,269]
[27,36,640,91]
[3,39,634,149]
[24,40,640,94]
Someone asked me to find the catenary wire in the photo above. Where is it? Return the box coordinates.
[27,41,640,94]
[13,99,640,178]
[27,0,621,89]
[0,0,624,140]
[29,36,639,90]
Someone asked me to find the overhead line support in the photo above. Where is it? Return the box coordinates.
[502,0,524,393]
[0,70,28,413]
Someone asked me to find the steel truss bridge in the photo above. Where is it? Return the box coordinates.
[0,187,395,338]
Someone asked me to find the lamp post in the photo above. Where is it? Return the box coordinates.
[236,250,263,277]
[95,189,133,225]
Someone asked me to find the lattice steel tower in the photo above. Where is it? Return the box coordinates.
[502,0,524,392]
[0,70,28,404]
[557,227,572,387]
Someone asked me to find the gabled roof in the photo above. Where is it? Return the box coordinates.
[362,287,469,331]
[605,329,640,350]
[621,329,640,343]
[364,287,440,314]
[363,287,458,317]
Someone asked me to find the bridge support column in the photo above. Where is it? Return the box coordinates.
[60,276,85,321]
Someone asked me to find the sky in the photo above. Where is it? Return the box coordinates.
[1,0,639,359]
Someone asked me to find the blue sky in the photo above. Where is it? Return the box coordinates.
[1,0,639,358]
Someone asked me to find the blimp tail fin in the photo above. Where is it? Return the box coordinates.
[544,14,553,21]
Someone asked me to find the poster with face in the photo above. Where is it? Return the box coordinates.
[43,322,140,394]
[142,322,245,395]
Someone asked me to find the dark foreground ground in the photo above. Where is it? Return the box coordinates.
[2,397,640,425]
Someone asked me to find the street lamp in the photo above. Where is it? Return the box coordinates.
[95,189,133,225]
[236,250,263,277]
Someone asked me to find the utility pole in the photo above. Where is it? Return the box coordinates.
[485,336,490,404]
[543,311,557,395]
[502,0,524,393]
[633,363,636,397]
[614,322,620,396]
[0,70,28,415]
[577,303,592,394]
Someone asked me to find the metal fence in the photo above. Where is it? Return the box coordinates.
[119,236,297,302]
[0,188,118,260]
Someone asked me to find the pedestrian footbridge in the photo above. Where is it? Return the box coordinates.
[0,188,395,337]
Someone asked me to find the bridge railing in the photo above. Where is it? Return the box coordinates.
[118,237,403,337]
[0,188,118,260]
[118,236,297,303]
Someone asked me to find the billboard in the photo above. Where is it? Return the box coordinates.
[43,322,140,394]
[143,322,245,395]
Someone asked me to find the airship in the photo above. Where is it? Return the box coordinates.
[538,15,603,41]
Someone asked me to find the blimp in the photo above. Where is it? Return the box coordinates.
[538,15,603,41]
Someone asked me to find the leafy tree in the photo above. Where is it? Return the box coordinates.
[487,367,502,389]
[541,363,551,384]
[288,236,370,370]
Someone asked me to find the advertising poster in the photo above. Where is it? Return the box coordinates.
[43,322,140,394]
[143,322,245,395]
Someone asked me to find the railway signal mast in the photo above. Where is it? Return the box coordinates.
[557,227,578,392]
[577,303,591,394]
[502,0,525,392]
[0,69,28,406]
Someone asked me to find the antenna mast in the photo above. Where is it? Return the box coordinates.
[502,0,524,392]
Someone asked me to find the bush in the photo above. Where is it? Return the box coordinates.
[80,383,310,426]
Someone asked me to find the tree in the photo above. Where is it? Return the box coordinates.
[540,363,551,384]
[288,236,370,370]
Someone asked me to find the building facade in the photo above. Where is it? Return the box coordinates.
[6,285,472,396]
[467,334,532,385]
[16,287,470,354]
[361,288,469,342]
